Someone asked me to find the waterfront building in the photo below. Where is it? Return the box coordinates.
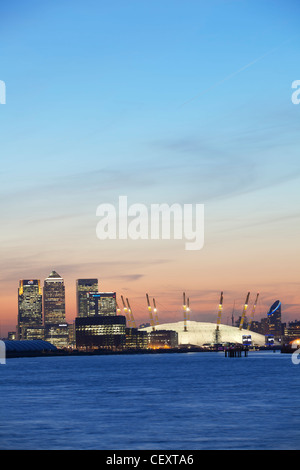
[68,322,76,348]
[43,271,69,348]
[76,279,98,317]
[141,321,266,347]
[125,328,148,349]
[283,320,300,345]
[4,339,57,357]
[45,323,69,349]
[17,280,43,340]
[148,330,178,349]
[75,315,126,349]
[23,326,45,341]
[7,332,16,340]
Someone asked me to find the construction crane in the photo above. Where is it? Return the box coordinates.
[215,291,224,344]
[239,292,250,330]
[247,293,259,331]
[121,295,131,328]
[126,298,137,329]
[146,293,156,331]
[153,298,159,326]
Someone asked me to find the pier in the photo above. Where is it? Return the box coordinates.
[225,347,248,357]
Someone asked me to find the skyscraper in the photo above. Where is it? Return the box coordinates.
[267,300,282,340]
[75,291,124,350]
[43,270,68,348]
[76,279,98,317]
[86,292,117,316]
[44,271,65,325]
[17,279,43,340]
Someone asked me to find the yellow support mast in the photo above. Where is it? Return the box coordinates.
[126,298,137,329]
[215,292,224,344]
[146,293,155,331]
[121,295,131,328]
[116,301,121,315]
[247,293,259,331]
[153,298,159,326]
[216,291,224,331]
[239,292,251,330]
[183,292,188,332]
[187,297,191,325]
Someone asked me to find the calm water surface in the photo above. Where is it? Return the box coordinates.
[0,351,299,450]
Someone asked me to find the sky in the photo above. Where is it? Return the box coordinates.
[1,0,300,335]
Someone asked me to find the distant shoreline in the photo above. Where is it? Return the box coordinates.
[6,345,281,359]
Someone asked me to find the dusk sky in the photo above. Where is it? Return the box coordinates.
[1,0,300,334]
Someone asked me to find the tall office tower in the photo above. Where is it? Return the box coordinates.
[86,292,117,316]
[267,300,282,340]
[76,279,98,317]
[43,270,68,348]
[17,280,43,340]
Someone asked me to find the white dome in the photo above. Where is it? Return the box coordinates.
[140,320,266,346]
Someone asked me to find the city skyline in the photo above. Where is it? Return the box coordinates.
[1,0,300,335]
[4,268,292,338]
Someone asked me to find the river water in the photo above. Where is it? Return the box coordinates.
[0,350,299,450]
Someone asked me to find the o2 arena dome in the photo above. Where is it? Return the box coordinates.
[141,321,266,347]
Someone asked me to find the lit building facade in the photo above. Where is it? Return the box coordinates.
[148,330,178,349]
[17,280,43,340]
[43,271,69,348]
[86,292,117,316]
[75,315,126,349]
[125,328,148,349]
[76,279,98,317]
[283,320,300,345]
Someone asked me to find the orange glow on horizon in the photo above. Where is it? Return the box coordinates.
[1,263,299,337]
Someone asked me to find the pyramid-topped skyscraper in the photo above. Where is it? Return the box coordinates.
[43,270,68,347]
[47,270,64,280]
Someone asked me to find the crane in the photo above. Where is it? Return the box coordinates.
[126,298,137,329]
[146,293,156,331]
[239,292,250,330]
[247,293,259,331]
[121,295,131,328]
